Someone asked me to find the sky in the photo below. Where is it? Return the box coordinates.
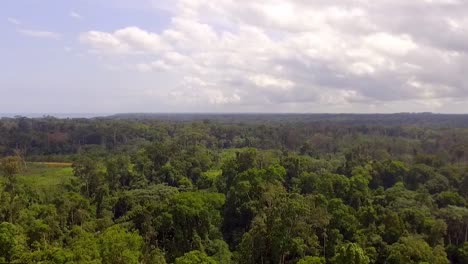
[1,0,468,114]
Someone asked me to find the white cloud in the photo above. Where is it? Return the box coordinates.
[80,27,170,54]
[348,62,376,76]
[114,27,169,52]
[18,29,61,39]
[364,33,417,56]
[79,31,130,53]
[169,76,241,105]
[70,11,83,19]
[78,0,468,111]
[249,74,295,91]
[136,60,172,72]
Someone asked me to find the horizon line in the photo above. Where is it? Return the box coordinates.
[2,112,468,118]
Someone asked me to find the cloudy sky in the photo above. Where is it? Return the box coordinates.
[1,0,468,113]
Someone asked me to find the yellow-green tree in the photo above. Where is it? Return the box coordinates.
[334,243,370,264]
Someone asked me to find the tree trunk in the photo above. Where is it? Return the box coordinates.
[465,224,468,242]
[323,229,327,257]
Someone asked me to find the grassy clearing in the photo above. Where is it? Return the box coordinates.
[15,162,75,189]
[29,162,73,167]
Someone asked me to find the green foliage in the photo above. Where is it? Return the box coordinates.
[145,249,167,264]
[205,239,232,263]
[386,236,449,264]
[0,116,467,263]
[0,156,22,177]
[171,191,225,255]
[372,160,408,189]
[175,250,217,264]
[334,243,370,264]
[106,154,139,189]
[237,191,328,264]
[0,222,26,262]
[73,156,103,197]
[99,225,144,264]
[436,191,466,207]
[67,226,101,263]
[297,256,326,264]
[456,242,468,264]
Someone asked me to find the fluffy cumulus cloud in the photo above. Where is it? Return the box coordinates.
[79,0,468,111]
[80,27,169,54]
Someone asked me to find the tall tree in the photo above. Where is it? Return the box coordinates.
[334,243,370,264]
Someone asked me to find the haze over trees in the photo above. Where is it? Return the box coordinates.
[0,114,468,263]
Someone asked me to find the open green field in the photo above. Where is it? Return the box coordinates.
[17,162,75,188]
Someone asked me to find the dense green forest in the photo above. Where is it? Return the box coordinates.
[1,114,468,263]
